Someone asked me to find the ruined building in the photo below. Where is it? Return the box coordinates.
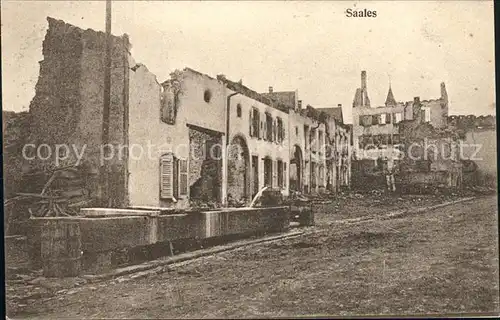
[21,17,348,211]
[350,70,458,190]
[351,70,449,163]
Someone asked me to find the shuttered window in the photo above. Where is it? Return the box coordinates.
[160,153,174,199]
[250,108,260,138]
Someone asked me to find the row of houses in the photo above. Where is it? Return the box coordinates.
[24,18,351,210]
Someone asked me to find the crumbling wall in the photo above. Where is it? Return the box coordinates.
[398,119,462,189]
[188,128,222,206]
[25,17,130,207]
[227,137,248,204]
[462,129,497,187]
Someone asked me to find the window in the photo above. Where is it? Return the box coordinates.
[421,107,431,122]
[386,113,392,124]
[295,126,298,136]
[160,153,174,199]
[360,115,372,127]
[393,134,400,144]
[277,117,285,143]
[178,158,188,197]
[236,104,242,118]
[265,112,273,141]
[277,160,284,187]
[249,108,260,138]
[264,158,272,187]
[310,128,316,152]
[381,134,389,145]
[203,89,212,103]
[372,115,380,125]
[393,113,402,123]
[380,114,386,124]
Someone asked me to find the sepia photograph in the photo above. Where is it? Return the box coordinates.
[2,0,498,318]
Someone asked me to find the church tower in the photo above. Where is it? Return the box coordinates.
[385,85,397,107]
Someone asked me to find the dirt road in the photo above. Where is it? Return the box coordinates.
[9,195,499,318]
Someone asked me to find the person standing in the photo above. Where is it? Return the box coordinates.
[383,157,397,192]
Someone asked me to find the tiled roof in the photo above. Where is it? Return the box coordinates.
[261,91,296,110]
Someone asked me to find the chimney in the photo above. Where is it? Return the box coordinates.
[337,104,342,107]
[440,82,448,101]
[414,96,420,105]
[361,71,367,90]
[269,86,273,93]
[298,100,303,109]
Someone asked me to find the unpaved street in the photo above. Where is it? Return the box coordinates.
[10,195,499,318]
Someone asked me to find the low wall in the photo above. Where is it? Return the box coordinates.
[5,235,28,266]
[28,206,290,277]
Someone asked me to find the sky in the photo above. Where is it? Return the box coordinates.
[2,0,496,123]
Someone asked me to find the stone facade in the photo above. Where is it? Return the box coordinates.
[26,17,130,207]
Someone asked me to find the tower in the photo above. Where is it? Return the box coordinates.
[385,85,397,107]
[353,71,370,107]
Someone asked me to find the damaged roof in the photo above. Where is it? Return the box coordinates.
[217,75,290,113]
[316,107,344,124]
[261,91,296,110]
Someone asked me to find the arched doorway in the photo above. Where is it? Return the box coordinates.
[290,145,303,193]
[227,135,250,205]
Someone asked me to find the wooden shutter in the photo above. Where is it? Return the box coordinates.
[273,119,277,143]
[386,113,391,124]
[283,163,287,188]
[160,153,174,199]
[249,109,253,137]
[282,122,286,142]
[178,158,188,197]
[261,120,265,140]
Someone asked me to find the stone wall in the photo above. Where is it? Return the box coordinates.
[188,127,223,205]
[25,17,130,207]
[462,129,497,187]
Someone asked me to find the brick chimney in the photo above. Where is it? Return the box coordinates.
[269,86,273,93]
[361,71,367,90]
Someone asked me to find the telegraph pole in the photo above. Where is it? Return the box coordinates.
[101,0,112,206]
